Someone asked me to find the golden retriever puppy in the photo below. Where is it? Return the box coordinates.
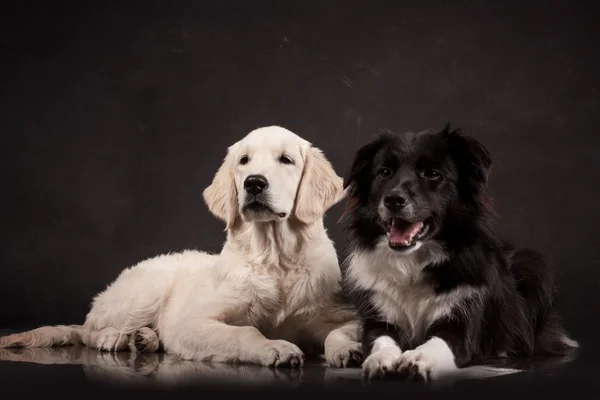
[0,126,361,368]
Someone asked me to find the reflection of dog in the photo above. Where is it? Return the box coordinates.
[0,346,577,390]
[0,126,361,368]
[0,347,304,388]
[340,124,578,381]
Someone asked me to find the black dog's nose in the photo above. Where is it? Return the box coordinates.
[244,175,269,195]
[383,195,407,212]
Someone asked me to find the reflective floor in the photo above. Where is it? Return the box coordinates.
[0,336,592,394]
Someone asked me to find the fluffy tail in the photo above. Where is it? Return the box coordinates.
[0,325,83,348]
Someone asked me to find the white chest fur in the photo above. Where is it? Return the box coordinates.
[213,238,341,330]
[346,239,479,342]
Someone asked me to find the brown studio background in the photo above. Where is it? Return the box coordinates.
[0,0,598,370]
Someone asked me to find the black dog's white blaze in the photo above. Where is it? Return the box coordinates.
[340,124,579,381]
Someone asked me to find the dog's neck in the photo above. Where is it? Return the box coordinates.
[225,218,325,270]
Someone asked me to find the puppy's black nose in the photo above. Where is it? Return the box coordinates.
[383,195,407,212]
[244,175,269,195]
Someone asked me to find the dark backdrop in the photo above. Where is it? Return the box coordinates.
[1,0,598,353]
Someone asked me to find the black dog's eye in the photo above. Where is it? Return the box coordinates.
[279,155,294,165]
[378,167,392,178]
[240,155,249,165]
[422,169,441,180]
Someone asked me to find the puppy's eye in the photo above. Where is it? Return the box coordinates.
[422,169,441,180]
[378,168,392,178]
[279,155,294,165]
[240,155,249,165]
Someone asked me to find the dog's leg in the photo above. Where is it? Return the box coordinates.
[0,325,83,348]
[306,298,363,368]
[361,318,404,380]
[393,316,470,381]
[81,327,130,352]
[163,321,304,368]
[323,321,363,368]
[393,336,457,381]
[394,320,522,382]
[77,254,177,352]
[128,327,160,353]
[308,313,363,367]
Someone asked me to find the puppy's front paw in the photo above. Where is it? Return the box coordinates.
[261,340,304,368]
[326,340,363,368]
[362,348,402,380]
[95,328,128,352]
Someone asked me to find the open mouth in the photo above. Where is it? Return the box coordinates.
[385,217,433,250]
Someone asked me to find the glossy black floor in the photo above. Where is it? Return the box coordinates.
[0,329,588,395]
[1,0,599,396]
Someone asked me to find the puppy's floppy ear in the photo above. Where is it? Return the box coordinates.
[202,145,239,230]
[294,146,344,225]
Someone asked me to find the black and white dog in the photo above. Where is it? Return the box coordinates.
[340,124,579,381]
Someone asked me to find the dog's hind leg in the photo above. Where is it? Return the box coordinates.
[0,325,83,348]
[509,248,556,325]
[80,326,159,354]
[79,255,179,352]
[128,327,160,353]
[80,327,130,352]
[508,248,579,355]
[532,310,579,355]
[305,298,363,368]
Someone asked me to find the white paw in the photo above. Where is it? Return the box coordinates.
[362,347,402,380]
[95,328,128,352]
[325,340,363,368]
[129,327,160,353]
[260,340,304,368]
[394,337,457,381]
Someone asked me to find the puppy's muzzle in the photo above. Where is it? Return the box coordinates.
[244,174,269,196]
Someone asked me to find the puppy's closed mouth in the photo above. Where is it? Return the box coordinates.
[385,218,431,250]
[243,201,287,218]
[244,201,273,213]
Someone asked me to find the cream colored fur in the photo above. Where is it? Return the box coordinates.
[0,126,361,368]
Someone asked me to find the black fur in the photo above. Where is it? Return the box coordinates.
[340,124,578,370]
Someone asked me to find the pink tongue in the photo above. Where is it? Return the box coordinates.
[389,222,424,245]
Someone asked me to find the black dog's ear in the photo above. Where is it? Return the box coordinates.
[338,135,388,222]
[343,136,388,192]
[343,143,373,191]
[445,126,495,213]
[441,121,452,135]
[442,123,492,184]
[461,135,492,184]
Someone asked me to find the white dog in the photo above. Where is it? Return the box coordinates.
[0,126,362,368]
